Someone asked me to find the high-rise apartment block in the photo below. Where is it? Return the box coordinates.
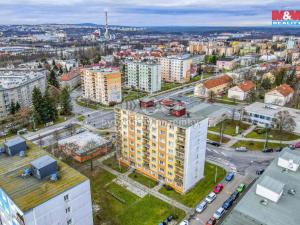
[125,61,161,93]
[160,55,192,83]
[0,139,93,225]
[0,69,47,116]
[81,68,122,105]
[115,98,208,193]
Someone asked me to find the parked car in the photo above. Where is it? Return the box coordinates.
[262,148,274,153]
[205,192,217,203]
[275,147,283,152]
[213,183,224,194]
[230,191,239,201]
[196,201,208,213]
[207,141,221,147]
[213,207,225,220]
[167,215,173,222]
[256,169,265,175]
[235,147,248,152]
[294,141,300,148]
[206,217,217,225]
[236,183,246,193]
[179,220,189,225]
[225,172,235,182]
[222,197,234,210]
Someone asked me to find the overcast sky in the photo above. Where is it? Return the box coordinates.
[0,0,299,26]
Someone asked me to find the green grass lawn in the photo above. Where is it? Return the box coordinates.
[161,82,182,91]
[129,171,158,188]
[246,129,300,141]
[207,133,230,143]
[214,98,239,105]
[103,156,129,173]
[83,168,185,225]
[122,89,148,102]
[232,141,287,151]
[159,162,226,207]
[77,115,85,122]
[209,119,250,136]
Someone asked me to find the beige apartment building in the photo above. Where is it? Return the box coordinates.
[115,98,208,193]
[160,54,192,83]
[81,68,122,105]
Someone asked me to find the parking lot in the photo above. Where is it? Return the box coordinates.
[188,173,254,225]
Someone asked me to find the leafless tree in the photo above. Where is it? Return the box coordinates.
[274,110,296,143]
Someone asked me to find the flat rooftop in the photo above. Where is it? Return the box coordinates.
[58,131,110,155]
[116,96,232,128]
[0,69,46,90]
[244,102,300,120]
[0,140,87,212]
[221,148,300,225]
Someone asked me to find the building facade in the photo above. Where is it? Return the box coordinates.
[0,69,47,116]
[81,68,122,105]
[160,55,192,83]
[228,81,256,101]
[115,98,208,193]
[264,83,294,106]
[194,75,233,98]
[0,139,93,225]
[125,61,161,93]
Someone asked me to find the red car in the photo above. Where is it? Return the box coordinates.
[206,217,217,225]
[213,183,224,194]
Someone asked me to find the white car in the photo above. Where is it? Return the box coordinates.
[205,192,217,203]
[196,201,208,213]
[179,220,189,225]
[213,207,225,220]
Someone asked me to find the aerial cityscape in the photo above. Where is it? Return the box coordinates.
[1,1,300,225]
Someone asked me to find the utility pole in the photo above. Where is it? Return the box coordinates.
[219,120,224,144]
[264,125,269,149]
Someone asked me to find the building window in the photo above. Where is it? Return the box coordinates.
[65,207,71,213]
[64,194,69,201]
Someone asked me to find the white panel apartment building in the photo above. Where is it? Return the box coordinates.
[0,69,47,116]
[160,54,192,83]
[125,61,161,93]
[0,143,93,225]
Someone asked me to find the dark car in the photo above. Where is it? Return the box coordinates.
[167,215,173,222]
[207,141,221,147]
[230,191,239,201]
[222,197,234,210]
[262,148,274,153]
[275,147,283,152]
[256,169,265,175]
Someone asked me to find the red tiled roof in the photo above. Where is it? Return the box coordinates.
[60,69,80,81]
[238,81,256,92]
[272,83,294,97]
[204,75,232,89]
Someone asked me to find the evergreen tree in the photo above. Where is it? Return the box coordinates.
[60,87,72,115]
[32,87,43,124]
[15,102,21,112]
[42,89,58,123]
[9,101,16,115]
[48,70,60,88]
[261,78,272,90]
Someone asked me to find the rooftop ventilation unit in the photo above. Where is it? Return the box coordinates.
[4,137,27,156]
[256,176,285,203]
[278,152,300,172]
[260,199,268,206]
[30,155,58,180]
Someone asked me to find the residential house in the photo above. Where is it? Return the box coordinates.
[216,57,238,70]
[264,84,294,106]
[59,68,81,89]
[194,75,233,98]
[228,81,256,101]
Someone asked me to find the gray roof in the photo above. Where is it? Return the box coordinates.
[258,176,285,194]
[31,155,56,169]
[221,148,300,225]
[280,151,300,164]
[4,137,26,147]
[116,97,228,128]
